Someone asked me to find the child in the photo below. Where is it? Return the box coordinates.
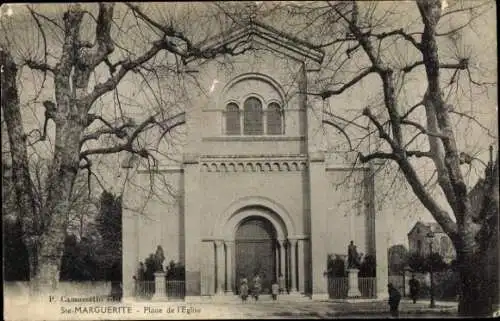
[271,281,279,301]
[278,273,285,294]
[240,279,249,303]
[252,274,261,301]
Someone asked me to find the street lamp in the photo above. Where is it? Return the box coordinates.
[426,231,436,308]
[403,265,412,298]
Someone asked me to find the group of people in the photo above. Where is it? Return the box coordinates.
[387,274,421,317]
[239,273,286,302]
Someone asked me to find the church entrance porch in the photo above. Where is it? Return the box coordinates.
[203,202,307,297]
[235,216,277,294]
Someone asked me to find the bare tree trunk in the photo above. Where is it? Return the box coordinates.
[1,49,40,284]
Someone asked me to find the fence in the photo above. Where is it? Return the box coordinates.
[135,280,185,300]
[359,278,376,298]
[328,277,376,299]
[166,280,185,299]
[328,278,348,298]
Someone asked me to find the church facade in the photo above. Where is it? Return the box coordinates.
[121,22,389,300]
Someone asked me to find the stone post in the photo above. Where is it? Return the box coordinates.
[347,268,361,298]
[289,239,298,293]
[298,239,305,293]
[225,241,234,294]
[215,240,225,295]
[279,239,287,293]
[152,272,166,301]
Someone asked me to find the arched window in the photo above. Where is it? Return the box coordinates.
[417,240,422,255]
[266,102,282,135]
[225,103,240,135]
[243,97,263,135]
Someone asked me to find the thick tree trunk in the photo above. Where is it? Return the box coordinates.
[457,250,491,316]
[30,118,84,293]
[1,49,41,285]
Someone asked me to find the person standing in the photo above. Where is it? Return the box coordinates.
[271,281,279,301]
[240,279,249,303]
[409,274,420,304]
[252,274,261,301]
[278,273,286,294]
[388,283,402,317]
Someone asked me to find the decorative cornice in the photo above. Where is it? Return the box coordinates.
[201,159,308,173]
[201,154,307,160]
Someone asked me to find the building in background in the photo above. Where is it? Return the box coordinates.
[407,221,456,263]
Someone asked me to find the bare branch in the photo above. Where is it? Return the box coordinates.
[79,123,133,145]
[400,119,447,139]
[125,3,195,51]
[401,100,424,119]
[401,58,468,73]
[362,107,399,151]
[449,110,497,139]
[358,151,397,163]
[406,150,433,159]
[323,110,369,130]
[24,60,55,73]
[322,119,353,151]
[312,66,377,99]
[436,2,492,37]
[371,28,421,50]
[28,7,64,32]
[397,158,458,240]
[86,3,115,67]
[80,112,186,158]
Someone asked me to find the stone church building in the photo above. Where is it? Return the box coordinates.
[121,21,389,300]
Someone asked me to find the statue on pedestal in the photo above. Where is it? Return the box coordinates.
[154,245,165,272]
[347,241,361,269]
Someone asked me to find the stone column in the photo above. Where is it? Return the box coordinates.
[298,239,305,293]
[215,240,225,295]
[289,239,298,293]
[275,241,280,281]
[225,241,234,294]
[152,272,166,301]
[279,239,287,292]
[347,268,362,298]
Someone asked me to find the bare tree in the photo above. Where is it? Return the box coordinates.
[265,0,497,316]
[1,3,248,294]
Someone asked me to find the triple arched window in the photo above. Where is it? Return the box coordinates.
[225,97,283,135]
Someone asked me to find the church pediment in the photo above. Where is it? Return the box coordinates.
[185,21,324,66]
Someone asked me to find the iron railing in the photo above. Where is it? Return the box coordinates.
[328,277,348,298]
[328,277,376,298]
[134,280,185,300]
[359,277,376,298]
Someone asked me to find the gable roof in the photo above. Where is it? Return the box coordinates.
[407,221,444,237]
[185,20,325,65]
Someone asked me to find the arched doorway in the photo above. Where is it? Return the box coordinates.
[235,216,277,294]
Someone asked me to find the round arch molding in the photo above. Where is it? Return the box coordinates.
[219,72,287,105]
[212,196,296,240]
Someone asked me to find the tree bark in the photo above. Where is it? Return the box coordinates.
[1,49,41,284]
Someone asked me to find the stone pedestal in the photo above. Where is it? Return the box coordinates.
[152,272,166,301]
[347,268,361,298]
